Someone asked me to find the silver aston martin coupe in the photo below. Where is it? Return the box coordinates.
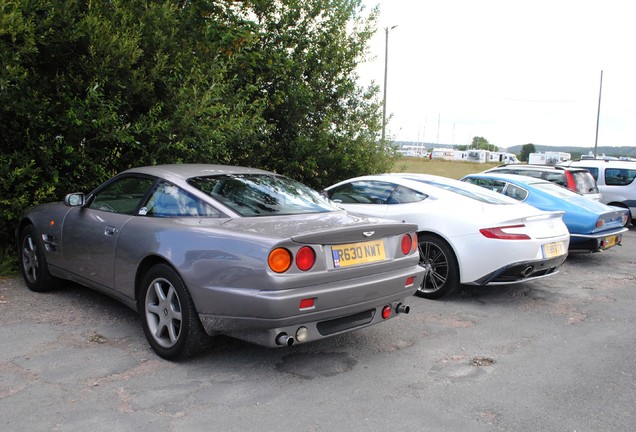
[17,164,424,360]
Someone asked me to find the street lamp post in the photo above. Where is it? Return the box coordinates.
[381,25,397,142]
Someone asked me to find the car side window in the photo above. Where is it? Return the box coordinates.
[463,178,506,194]
[605,168,636,186]
[142,181,221,217]
[328,181,397,204]
[503,184,528,201]
[578,167,599,181]
[515,170,543,179]
[89,176,155,214]
[387,185,427,204]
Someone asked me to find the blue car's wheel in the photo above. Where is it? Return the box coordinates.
[416,233,460,299]
[140,263,208,360]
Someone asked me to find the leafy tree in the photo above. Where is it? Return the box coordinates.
[519,143,537,162]
[470,136,498,151]
[1,0,391,265]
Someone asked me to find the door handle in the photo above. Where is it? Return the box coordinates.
[105,226,118,236]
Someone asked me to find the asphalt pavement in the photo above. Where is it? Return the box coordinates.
[1,227,635,431]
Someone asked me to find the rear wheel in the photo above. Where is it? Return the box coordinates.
[19,224,60,292]
[416,233,460,299]
[139,263,208,360]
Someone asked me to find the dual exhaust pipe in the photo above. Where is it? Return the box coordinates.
[275,302,411,346]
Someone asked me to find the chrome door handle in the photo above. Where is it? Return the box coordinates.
[105,226,118,236]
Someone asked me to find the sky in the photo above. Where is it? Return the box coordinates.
[357,0,636,149]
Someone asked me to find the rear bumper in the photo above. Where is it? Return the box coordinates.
[569,227,628,251]
[469,254,567,285]
[198,265,425,347]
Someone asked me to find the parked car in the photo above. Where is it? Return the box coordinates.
[17,164,425,360]
[558,159,636,226]
[461,172,629,252]
[322,174,570,299]
[483,164,601,201]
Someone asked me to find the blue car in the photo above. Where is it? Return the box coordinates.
[461,173,629,252]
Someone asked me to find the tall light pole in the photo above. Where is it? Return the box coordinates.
[594,70,603,158]
[382,25,397,142]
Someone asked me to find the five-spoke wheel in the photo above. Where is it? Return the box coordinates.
[139,263,207,360]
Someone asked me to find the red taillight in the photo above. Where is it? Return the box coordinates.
[596,219,604,228]
[480,225,531,240]
[268,248,292,273]
[564,171,576,191]
[381,305,392,320]
[405,276,415,287]
[401,234,412,255]
[296,246,316,271]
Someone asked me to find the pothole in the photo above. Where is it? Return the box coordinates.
[471,356,495,366]
[276,352,357,379]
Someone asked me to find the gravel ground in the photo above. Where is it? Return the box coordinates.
[1,227,635,432]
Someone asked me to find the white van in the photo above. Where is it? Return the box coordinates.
[559,159,636,225]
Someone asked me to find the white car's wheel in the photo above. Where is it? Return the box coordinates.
[416,234,460,299]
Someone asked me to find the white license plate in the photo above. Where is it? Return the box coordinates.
[331,240,386,268]
[542,241,566,258]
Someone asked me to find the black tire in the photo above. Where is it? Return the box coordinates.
[416,233,460,299]
[19,224,60,292]
[139,263,208,360]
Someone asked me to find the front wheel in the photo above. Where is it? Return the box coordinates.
[19,224,60,292]
[139,263,208,360]
[416,234,460,299]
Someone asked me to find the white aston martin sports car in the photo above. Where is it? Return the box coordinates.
[323,173,570,299]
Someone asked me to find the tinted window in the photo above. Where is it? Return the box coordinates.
[90,176,155,214]
[388,185,427,204]
[189,174,338,216]
[327,181,397,204]
[503,184,528,201]
[141,181,221,217]
[463,178,507,194]
[605,168,636,186]
[578,166,599,181]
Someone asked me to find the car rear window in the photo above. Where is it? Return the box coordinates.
[188,174,339,216]
[571,171,599,193]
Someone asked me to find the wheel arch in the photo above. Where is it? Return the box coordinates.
[417,230,462,273]
[135,255,175,303]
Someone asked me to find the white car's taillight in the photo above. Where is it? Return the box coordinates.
[480,224,531,240]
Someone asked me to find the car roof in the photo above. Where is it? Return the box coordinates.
[121,164,275,181]
[488,164,589,173]
[561,159,636,168]
[466,172,552,186]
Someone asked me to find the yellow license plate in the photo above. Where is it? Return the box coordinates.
[542,241,566,258]
[601,235,617,249]
[332,240,386,268]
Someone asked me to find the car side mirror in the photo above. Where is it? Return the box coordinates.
[64,193,86,207]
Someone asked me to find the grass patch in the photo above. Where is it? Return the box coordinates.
[394,157,500,180]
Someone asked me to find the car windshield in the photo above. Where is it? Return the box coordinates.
[188,174,339,216]
[409,177,516,204]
